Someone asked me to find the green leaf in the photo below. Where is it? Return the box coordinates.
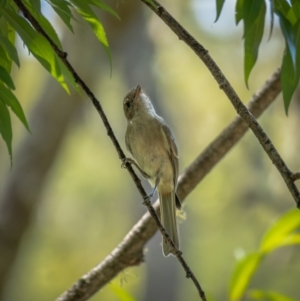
[0,0,8,8]
[294,19,300,73]
[57,58,81,93]
[0,33,20,67]
[0,83,30,131]
[291,0,300,19]
[274,0,291,18]
[25,1,63,49]
[28,0,41,14]
[235,0,244,25]
[243,0,266,87]
[230,210,300,301]
[229,253,262,301]
[274,0,297,25]
[0,7,70,93]
[281,46,299,113]
[268,0,274,40]
[144,0,157,10]
[0,65,15,89]
[260,209,300,252]
[278,13,297,68]
[0,46,11,72]
[0,19,15,72]
[249,290,297,301]
[110,283,137,301]
[0,99,12,161]
[88,0,120,20]
[47,0,74,33]
[215,0,226,22]
[71,0,112,71]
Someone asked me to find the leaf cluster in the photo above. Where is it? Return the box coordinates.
[216,0,300,114]
[0,0,118,162]
[229,209,300,301]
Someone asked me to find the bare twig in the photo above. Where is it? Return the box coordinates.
[13,0,206,299]
[56,69,282,301]
[140,0,300,208]
[291,172,300,181]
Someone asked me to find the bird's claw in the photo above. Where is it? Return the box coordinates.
[121,158,133,169]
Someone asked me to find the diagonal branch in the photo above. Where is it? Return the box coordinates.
[13,0,206,299]
[140,0,300,207]
[56,68,282,301]
[291,172,300,181]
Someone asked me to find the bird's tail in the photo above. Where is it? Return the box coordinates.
[159,191,179,256]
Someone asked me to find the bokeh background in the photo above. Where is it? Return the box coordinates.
[0,0,299,300]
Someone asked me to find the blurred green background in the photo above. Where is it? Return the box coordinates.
[0,0,299,301]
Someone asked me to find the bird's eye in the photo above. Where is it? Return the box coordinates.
[125,101,131,108]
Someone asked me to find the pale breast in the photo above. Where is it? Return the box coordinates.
[127,117,173,187]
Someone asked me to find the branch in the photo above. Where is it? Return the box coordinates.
[12,0,205,299]
[56,69,282,301]
[140,0,300,207]
[291,172,300,181]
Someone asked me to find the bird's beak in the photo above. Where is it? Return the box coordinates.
[135,85,141,100]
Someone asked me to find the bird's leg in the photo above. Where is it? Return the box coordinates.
[121,158,150,179]
[143,177,159,202]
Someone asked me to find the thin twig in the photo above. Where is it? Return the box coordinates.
[291,172,300,181]
[140,0,300,208]
[12,0,206,299]
[56,68,282,301]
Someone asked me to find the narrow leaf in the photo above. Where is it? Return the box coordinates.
[294,20,300,75]
[281,46,299,113]
[279,13,297,68]
[0,65,15,89]
[1,7,69,93]
[57,59,81,93]
[71,0,112,70]
[260,209,300,252]
[0,18,15,72]
[28,0,41,14]
[0,46,11,73]
[250,290,297,301]
[0,33,20,67]
[235,0,244,25]
[47,0,74,32]
[0,83,30,131]
[0,99,12,161]
[274,0,297,25]
[110,283,137,301]
[144,0,157,10]
[268,0,274,40]
[229,253,262,301]
[88,0,120,20]
[243,0,266,87]
[215,0,226,22]
[26,1,63,49]
[291,0,300,19]
[274,0,291,19]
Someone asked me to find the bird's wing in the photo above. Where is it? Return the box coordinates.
[125,124,133,156]
[161,123,179,187]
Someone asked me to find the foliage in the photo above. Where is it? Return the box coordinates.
[216,0,300,114]
[229,209,300,301]
[0,0,117,161]
[0,0,299,160]
[110,282,137,301]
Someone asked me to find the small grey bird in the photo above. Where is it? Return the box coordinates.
[122,85,181,256]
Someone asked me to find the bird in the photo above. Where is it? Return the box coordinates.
[122,85,181,256]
